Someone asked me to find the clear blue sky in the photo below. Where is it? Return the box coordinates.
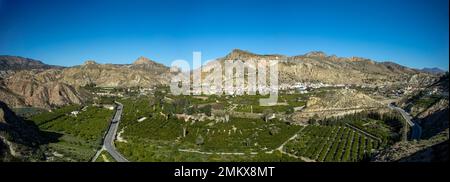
[0,0,448,70]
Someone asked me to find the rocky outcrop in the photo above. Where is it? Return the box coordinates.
[0,86,25,107]
[0,101,42,161]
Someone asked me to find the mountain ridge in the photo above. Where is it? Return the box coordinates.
[204,49,437,86]
[0,51,440,108]
[1,50,443,72]
[0,55,63,70]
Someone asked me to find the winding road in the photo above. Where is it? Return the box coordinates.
[93,101,129,162]
[387,103,422,140]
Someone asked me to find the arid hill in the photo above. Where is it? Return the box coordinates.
[292,89,384,122]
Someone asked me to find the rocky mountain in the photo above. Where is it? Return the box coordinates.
[0,51,440,109]
[203,49,437,86]
[60,57,170,87]
[0,101,42,161]
[0,55,61,71]
[1,69,90,109]
[0,56,170,108]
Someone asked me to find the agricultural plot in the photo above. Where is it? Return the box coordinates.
[121,113,303,152]
[116,96,392,162]
[116,138,305,162]
[29,105,113,161]
[120,97,302,151]
[117,97,308,161]
[283,125,379,162]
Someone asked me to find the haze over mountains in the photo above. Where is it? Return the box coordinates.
[0,49,443,109]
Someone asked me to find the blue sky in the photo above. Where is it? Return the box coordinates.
[0,0,448,70]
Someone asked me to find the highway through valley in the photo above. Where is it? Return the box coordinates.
[388,103,422,140]
[93,101,129,162]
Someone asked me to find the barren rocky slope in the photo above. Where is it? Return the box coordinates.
[292,89,384,122]
[304,89,383,111]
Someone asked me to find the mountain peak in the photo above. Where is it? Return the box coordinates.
[226,49,258,58]
[83,60,98,65]
[231,49,254,54]
[133,56,155,65]
[304,51,327,58]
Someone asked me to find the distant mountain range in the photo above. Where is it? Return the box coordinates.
[0,50,441,108]
[421,67,447,74]
[0,55,62,70]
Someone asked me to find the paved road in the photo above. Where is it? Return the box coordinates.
[103,101,129,162]
[387,103,422,140]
